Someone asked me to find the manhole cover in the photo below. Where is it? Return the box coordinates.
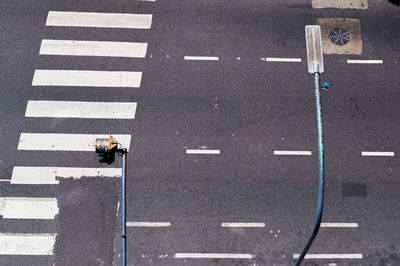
[329,28,350,46]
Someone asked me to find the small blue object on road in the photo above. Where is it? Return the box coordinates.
[323,82,329,90]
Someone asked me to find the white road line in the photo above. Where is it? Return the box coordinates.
[265,57,301,62]
[186,149,220,154]
[0,197,58,219]
[26,101,137,119]
[18,133,131,151]
[174,253,253,259]
[40,39,148,58]
[221,222,265,228]
[347,59,383,64]
[0,233,56,255]
[46,11,152,29]
[126,222,171,227]
[320,223,358,228]
[32,70,142,88]
[184,56,219,61]
[361,151,395,157]
[11,166,121,184]
[293,254,363,259]
[274,150,312,156]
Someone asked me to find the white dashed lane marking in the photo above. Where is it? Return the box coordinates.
[17,133,131,151]
[0,233,56,255]
[263,57,301,62]
[184,56,219,61]
[46,11,153,29]
[186,149,220,154]
[347,59,383,64]
[293,254,363,259]
[361,151,394,157]
[25,101,137,119]
[127,222,171,227]
[221,222,265,228]
[32,70,142,87]
[174,253,254,259]
[274,150,312,156]
[40,39,148,58]
[320,223,358,228]
[10,167,121,184]
[0,197,58,219]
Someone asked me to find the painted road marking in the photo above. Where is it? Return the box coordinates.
[40,39,148,58]
[46,11,152,29]
[347,59,383,64]
[293,254,363,259]
[26,101,137,119]
[0,197,58,219]
[321,223,358,228]
[126,222,171,227]
[184,56,219,61]
[312,0,368,9]
[221,222,265,228]
[32,70,142,87]
[186,149,220,154]
[11,167,121,184]
[361,151,395,157]
[0,233,56,255]
[274,150,312,156]
[18,133,131,151]
[265,57,301,62]
[174,253,253,259]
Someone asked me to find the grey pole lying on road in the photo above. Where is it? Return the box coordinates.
[95,137,128,266]
[295,25,325,266]
[121,148,127,266]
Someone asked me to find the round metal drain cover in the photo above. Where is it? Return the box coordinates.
[329,28,350,46]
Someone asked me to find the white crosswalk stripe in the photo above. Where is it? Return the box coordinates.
[25,101,137,119]
[46,11,153,29]
[40,39,148,58]
[0,233,56,255]
[0,197,58,219]
[32,70,142,87]
[11,167,122,184]
[18,133,131,151]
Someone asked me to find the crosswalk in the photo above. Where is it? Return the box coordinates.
[1,6,153,260]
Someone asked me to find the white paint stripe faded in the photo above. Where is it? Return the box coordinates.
[274,150,312,155]
[11,166,121,184]
[186,149,220,154]
[18,133,131,151]
[347,60,383,64]
[26,101,137,119]
[174,253,253,259]
[46,11,152,29]
[361,151,395,157]
[293,254,363,259]
[0,198,58,219]
[266,57,301,62]
[0,233,56,255]
[32,70,142,87]
[40,39,148,58]
[320,223,358,228]
[126,222,171,227]
[221,222,265,228]
[184,56,219,61]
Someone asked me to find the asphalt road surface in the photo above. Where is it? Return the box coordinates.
[0,0,399,265]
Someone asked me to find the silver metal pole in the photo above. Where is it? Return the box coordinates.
[122,149,127,266]
[294,72,325,265]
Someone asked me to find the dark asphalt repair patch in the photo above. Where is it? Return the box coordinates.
[54,177,120,265]
[342,183,367,197]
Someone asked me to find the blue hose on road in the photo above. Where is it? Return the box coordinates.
[294,72,325,265]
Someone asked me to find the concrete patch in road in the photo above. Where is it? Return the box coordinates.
[342,183,367,197]
[312,0,368,9]
[317,18,363,55]
[54,177,120,265]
